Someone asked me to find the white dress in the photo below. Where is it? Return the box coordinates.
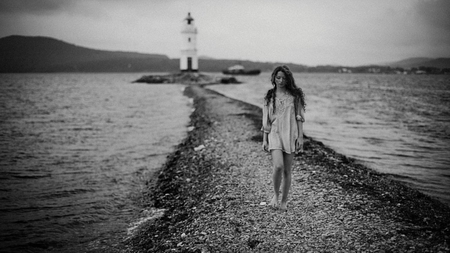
[262,93,299,154]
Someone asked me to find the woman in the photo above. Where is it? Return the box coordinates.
[262,65,306,210]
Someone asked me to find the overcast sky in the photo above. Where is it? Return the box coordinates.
[0,0,449,66]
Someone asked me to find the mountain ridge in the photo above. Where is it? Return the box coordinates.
[1,35,449,73]
[383,57,450,69]
[0,35,172,72]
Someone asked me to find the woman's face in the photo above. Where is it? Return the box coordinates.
[275,71,286,88]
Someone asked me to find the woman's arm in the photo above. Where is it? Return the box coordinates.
[261,102,271,134]
[295,107,305,153]
[263,132,269,148]
[262,101,270,152]
[297,108,305,137]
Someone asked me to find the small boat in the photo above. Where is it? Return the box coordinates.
[222,64,261,75]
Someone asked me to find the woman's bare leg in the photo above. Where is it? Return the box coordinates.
[270,150,284,207]
[280,152,294,210]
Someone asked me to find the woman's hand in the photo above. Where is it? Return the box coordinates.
[262,140,269,152]
[295,137,304,153]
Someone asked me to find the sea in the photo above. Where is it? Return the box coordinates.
[0,72,449,252]
[208,73,450,205]
[0,73,193,252]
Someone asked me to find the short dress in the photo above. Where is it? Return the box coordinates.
[262,93,300,154]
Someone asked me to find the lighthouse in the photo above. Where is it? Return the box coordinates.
[180,12,198,72]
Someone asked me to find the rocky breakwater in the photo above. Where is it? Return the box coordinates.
[127,85,450,252]
[133,72,240,85]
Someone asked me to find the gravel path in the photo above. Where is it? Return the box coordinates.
[128,85,450,252]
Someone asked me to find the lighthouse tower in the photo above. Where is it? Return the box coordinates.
[180,12,198,72]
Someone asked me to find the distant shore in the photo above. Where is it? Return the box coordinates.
[127,85,450,252]
[2,36,450,74]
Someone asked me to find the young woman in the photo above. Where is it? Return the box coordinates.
[262,65,306,210]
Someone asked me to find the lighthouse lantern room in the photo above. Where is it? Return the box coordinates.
[180,12,198,72]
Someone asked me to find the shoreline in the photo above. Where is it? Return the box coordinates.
[128,85,450,252]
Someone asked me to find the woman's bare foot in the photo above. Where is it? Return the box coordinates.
[280,201,287,211]
[270,195,278,207]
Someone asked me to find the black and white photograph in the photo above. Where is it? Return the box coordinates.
[1,0,449,252]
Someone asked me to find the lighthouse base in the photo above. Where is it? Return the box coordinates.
[133,72,240,85]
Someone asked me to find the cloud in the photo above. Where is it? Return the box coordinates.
[0,0,77,15]
[414,0,450,56]
[0,0,448,65]
[416,0,450,31]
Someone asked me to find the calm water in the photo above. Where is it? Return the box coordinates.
[208,73,450,206]
[1,72,449,252]
[0,73,192,252]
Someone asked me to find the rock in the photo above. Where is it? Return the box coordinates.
[194,144,205,151]
[219,76,241,84]
[133,72,235,85]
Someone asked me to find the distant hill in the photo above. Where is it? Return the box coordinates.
[384,57,450,69]
[0,35,175,72]
[3,35,446,73]
[0,35,307,73]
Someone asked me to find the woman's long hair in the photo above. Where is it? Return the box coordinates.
[264,65,306,113]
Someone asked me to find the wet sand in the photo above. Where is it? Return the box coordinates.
[127,85,450,252]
